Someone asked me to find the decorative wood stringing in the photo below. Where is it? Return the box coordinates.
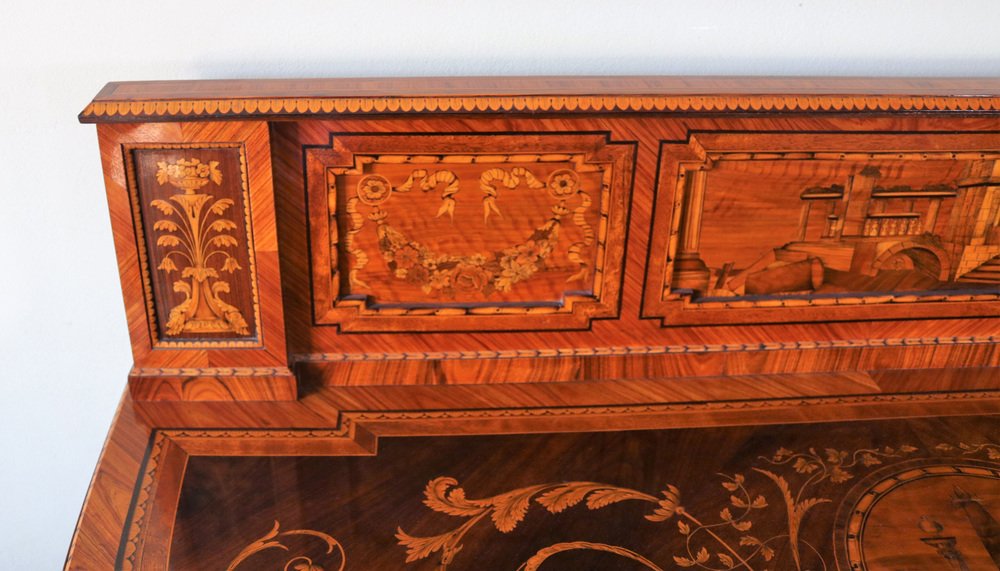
[124,144,262,346]
[306,133,634,331]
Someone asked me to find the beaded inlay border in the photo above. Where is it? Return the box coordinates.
[292,334,999,362]
[81,94,1000,122]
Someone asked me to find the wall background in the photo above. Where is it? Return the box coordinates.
[1,0,998,566]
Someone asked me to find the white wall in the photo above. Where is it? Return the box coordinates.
[1,0,997,567]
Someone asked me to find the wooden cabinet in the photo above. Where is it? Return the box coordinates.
[69,77,1000,571]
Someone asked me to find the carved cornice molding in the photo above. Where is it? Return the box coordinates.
[79,94,1000,122]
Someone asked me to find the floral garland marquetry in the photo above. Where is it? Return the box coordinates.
[79,94,1000,121]
[327,152,611,315]
[123,143,263,348]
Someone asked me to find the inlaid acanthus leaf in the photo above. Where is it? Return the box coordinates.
[535,483,605,513]
[422,477,485,517]
[157,235,182,247]
[210,198,234,215]
[491,487,543,533]
[209,219,238,232]
[793,497,831,523]
[395,528,461,563]
[209,235,239,248]
[153,220,179,232]
[584,487,656,510]
[158,258,178,272]
[208,161,223,185]
[645,485,681,522]
[151,199,175,215]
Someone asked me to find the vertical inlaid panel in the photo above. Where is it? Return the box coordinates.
[126,145,260,346]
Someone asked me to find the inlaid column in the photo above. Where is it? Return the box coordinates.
[673,168,711,291]
[840,166,882,237]
[926,197,943,232]
[949,159,1000,245]
[795,201,812,241]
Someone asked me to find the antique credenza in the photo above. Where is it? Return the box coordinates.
[69,77,1000,571]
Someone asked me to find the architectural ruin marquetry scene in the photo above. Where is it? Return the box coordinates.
[682,156,1000,300]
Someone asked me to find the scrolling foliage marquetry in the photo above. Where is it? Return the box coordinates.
[306,134,634,332]
[395,444,923,571]
[126,145,261,346]
[226,521,345,571]
[207,436,1000,571]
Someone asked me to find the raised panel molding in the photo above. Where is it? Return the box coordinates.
[306,133,635,332]
[644,132,1000,326]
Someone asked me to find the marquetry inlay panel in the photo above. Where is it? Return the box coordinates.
[306,133,635,332]
[110,414,1000,571]
[126,145,261,346]
[645,132,1000,326]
